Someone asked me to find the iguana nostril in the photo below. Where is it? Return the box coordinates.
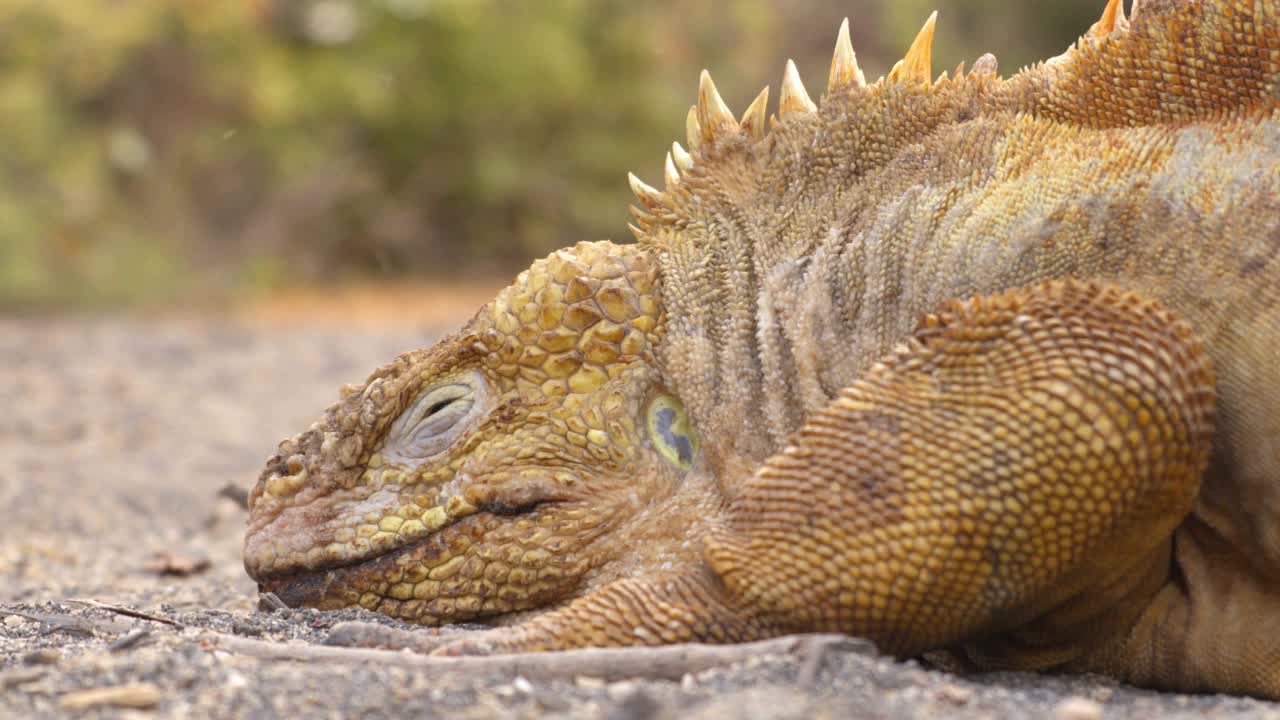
[285,455,306,475]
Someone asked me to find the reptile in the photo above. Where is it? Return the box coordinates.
[243,0,1280,698]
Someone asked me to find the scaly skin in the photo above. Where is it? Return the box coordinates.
[245,0,1280,697]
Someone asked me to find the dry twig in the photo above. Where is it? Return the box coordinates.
[66,598,183,627]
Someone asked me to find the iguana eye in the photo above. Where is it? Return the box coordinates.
[646,394,698,470]
[384,371,488,462]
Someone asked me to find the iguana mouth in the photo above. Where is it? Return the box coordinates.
[254,526,455,610]
[252,500,552,615]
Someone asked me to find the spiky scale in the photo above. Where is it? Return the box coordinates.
[740,87,770,141]
[697,70,739,143]
[889,11,937,85]
[827,18,866,96]
[628,172,664,210]
[685,106,701,151]
[628,204,656,226]
[671,142,693,173]
[1090,0,1128,37]
[971,53,998,78]
[664,152,681,189]
[780,59,817,116]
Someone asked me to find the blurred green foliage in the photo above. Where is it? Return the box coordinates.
[0,0,1088,306]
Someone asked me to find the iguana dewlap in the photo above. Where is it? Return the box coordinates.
[244,0,1280,697]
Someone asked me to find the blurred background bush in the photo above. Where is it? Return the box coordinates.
[0,0,1094,307]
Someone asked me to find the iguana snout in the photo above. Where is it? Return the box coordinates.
[244,240,713,625]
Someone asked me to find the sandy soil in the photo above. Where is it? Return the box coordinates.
[2,306,1277,719]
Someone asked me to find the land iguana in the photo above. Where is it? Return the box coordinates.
[244,0,1280,697]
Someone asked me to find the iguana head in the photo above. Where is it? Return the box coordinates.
[244,239,723,622]
[245,0,1244,624]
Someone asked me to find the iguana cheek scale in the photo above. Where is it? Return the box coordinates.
[245,0,1280,698]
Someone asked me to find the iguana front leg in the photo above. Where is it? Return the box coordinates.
[432,565,766,655]
[705,279,1215,668]
[437,280,1216,670]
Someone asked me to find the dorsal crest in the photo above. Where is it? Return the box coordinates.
[626,9,958,238]
[625,0,1280,239]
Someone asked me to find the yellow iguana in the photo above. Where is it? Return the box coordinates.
[243,0,1280,697]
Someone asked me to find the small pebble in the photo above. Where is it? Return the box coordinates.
[938,683,973,705]
[575,675,605,690]
[60,683,163,710]
[4,615,27,628]
[606,686,659,720]
[1054,696,1104,720]
[23,649,60,666]
[607,680,638,701]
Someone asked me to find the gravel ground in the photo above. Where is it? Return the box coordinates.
[2,312,1278,719]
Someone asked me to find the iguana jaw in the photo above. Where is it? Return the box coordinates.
[251,501,603,621]
[244,240,717,624]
